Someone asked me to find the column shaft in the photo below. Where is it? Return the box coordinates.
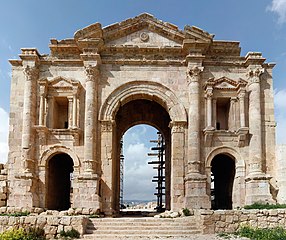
[239,92,246,128]
[187,67,203,174]
[84,66,99,173]
[22,66,38,173]
[72,94,77,128]
[39,94,46,126]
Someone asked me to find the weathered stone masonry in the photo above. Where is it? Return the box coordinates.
[3,13,286,214]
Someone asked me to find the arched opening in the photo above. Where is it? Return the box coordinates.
[211,154,235,210]
[114,99,171,213]
[121,125,164,211]
[47,153,74,210]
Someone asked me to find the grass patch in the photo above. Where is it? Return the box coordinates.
[0,211,30,217]
[88,214,100,218]
[182,208,191,216]
[59,228,80,239]
[237,226,286,240]
[244,202,286,210]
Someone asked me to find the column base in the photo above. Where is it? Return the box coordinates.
[245,173,275,205]
[185,173,211,209]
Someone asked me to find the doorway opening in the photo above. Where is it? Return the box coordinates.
[211,154,235,210]
[47,153,74,210]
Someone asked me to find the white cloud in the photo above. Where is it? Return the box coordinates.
[123,142,157,200]
[267,0,286,24]
[122,125,159,201]
[0,108,9,163]
[274,89,286,144]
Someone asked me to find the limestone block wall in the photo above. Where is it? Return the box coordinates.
[198,209,286,234]
[276,145,286,203]
[0,164,7,207]
[0,214,88,239]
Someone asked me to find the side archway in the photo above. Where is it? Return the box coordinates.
[206,147,246,209]
[39,145,80,210]
[40,145,80,168]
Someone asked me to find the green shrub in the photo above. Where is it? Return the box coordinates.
[182,208,191,216]
[59,228,80,239]
[237,226,286,240]
[0,227,45,240]
[244,202,286,210]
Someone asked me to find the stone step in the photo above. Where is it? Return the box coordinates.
[83,233,202,239]
[88,221,195,227]
[82,217,201,239]
[86,229,201,234]
[86,225,198,232]
[89,217,196,223]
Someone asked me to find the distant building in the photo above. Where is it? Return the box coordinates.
[3,13,286,214]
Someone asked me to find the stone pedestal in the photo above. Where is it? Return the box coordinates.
[72,174,101,211]
[245,174,274,205]
[8,175,39,208]
[185,173,211,209]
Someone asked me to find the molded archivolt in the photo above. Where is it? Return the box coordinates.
[39,145,80,168]
[99,81,187,122]
[206,146,245,169]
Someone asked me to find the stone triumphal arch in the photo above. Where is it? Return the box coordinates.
[5,13,285,214]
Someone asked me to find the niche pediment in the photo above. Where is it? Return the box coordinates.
[206,77,247,91]
[48,77,80,89]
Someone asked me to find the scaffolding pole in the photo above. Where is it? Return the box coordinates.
[120,139,124,209]
[148,132,165,212]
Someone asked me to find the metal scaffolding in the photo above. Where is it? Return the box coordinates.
[120,139,124,209]
[148,132,165,212]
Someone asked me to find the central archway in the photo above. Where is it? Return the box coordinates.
[114,99,171,212]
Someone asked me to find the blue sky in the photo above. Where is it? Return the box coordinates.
[0,0,286,200]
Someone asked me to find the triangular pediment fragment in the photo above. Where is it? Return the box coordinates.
[74,13,214,47]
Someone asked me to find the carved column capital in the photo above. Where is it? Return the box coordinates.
[204,86,213,98]
[101,120,115,132]
[238,88,246,99]
[23,66,39,81]
[187,66,204,83]
[247,68,264,85]
[169,121,187,133]
[84,65,100,82]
